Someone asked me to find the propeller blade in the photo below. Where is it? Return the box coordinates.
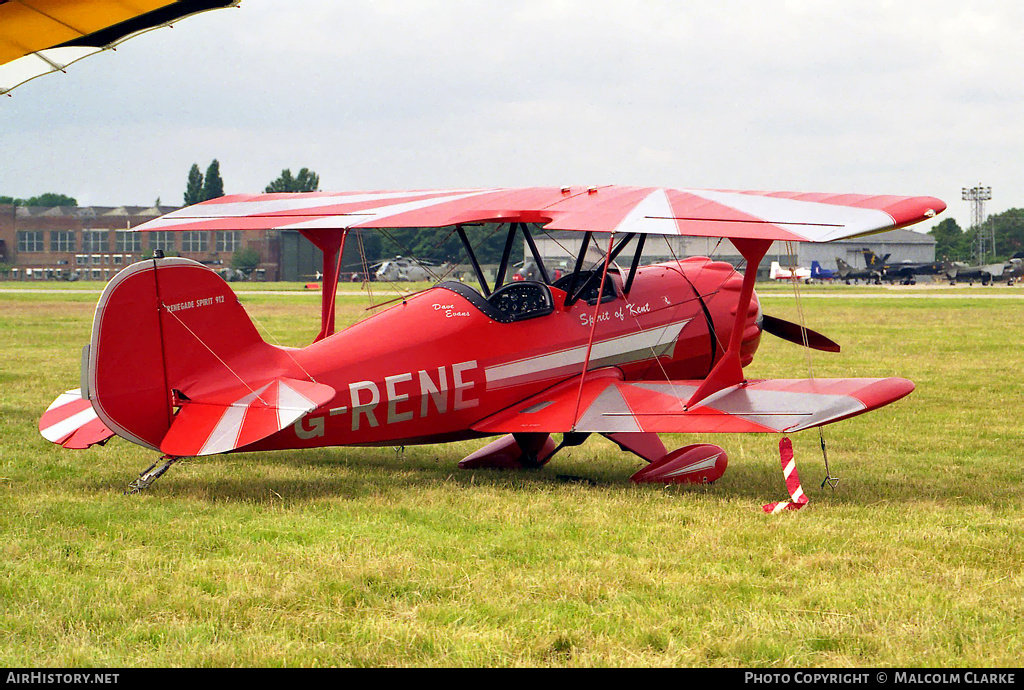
[761,314,841,353]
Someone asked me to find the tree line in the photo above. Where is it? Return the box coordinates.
[0,163,322,210]
[0,193,78,207]
[182,162,321,205]
[929,209,1024,263]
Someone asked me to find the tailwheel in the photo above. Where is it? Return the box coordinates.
[125,456,180,495]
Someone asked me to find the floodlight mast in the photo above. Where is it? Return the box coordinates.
[962,184,993,264]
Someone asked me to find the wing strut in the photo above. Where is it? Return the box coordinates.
[622,233,647,295]
[520,224,551,284]
[685,238,771,408]
[456,225,491,296]
[562,231,593,304]
[493,223,519,290]
[565,233,636,306]
[299,228,348,342]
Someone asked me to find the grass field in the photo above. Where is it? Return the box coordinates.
[1,283,1022,667]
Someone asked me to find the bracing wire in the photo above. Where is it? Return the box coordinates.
[783,240,838,491]
[242,302,320,384]
[356,230,374,305]
[160,303,270,405]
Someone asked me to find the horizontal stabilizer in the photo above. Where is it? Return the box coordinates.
[473,369,914,435]
[39,389,115,449]
[161,378,336,457]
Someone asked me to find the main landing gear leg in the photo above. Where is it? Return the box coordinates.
[125,455,180,495]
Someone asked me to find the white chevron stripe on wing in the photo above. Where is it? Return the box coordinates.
[681,189,895,242]
[613,188,679,236]
[278,189,501,230]
[662,453,722,478]
[134,190,494,231]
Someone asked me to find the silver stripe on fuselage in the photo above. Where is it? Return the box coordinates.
[484,319,691,389]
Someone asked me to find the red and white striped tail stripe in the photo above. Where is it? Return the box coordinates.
[38,389,115,449]
[762,437,809,514]
[197,379,316,456]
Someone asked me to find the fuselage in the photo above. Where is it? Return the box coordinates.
[249,257,762,452]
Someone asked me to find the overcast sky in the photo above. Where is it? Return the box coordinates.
[2,0,1022,231]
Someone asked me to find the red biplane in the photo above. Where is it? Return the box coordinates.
[39,186,944,493]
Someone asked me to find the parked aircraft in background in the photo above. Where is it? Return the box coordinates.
[810,261,835,282]
[374,256,437,282]
[862,249,889,269]
[943,253,1023,286]
[1010,254,1024,285]
[1008,258,1024,285]
[835,258,883,284]
[943,260,1005,285]
[860,250,943,285]
[769,261,811,282]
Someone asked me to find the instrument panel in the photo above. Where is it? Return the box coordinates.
[487,282,554,321]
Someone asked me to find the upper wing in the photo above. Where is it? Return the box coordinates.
[1,1,239,95]
[472,368,915,435]
[133,187,945,243]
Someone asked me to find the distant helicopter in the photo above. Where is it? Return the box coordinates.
[374,256,437,282]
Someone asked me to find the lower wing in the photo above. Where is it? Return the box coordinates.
[472,368,914,435]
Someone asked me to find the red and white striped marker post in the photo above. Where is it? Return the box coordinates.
[762,437,809,514]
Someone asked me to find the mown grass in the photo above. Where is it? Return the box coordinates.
[0,286,1022,667]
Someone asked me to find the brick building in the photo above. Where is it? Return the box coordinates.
[0,204,282,281]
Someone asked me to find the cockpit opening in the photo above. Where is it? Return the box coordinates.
[436,280,554,323]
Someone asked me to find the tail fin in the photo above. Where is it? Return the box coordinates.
[88,258,333,454]
[835,258,850,276]
[811,261,821,278]
[769,261,781,279]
